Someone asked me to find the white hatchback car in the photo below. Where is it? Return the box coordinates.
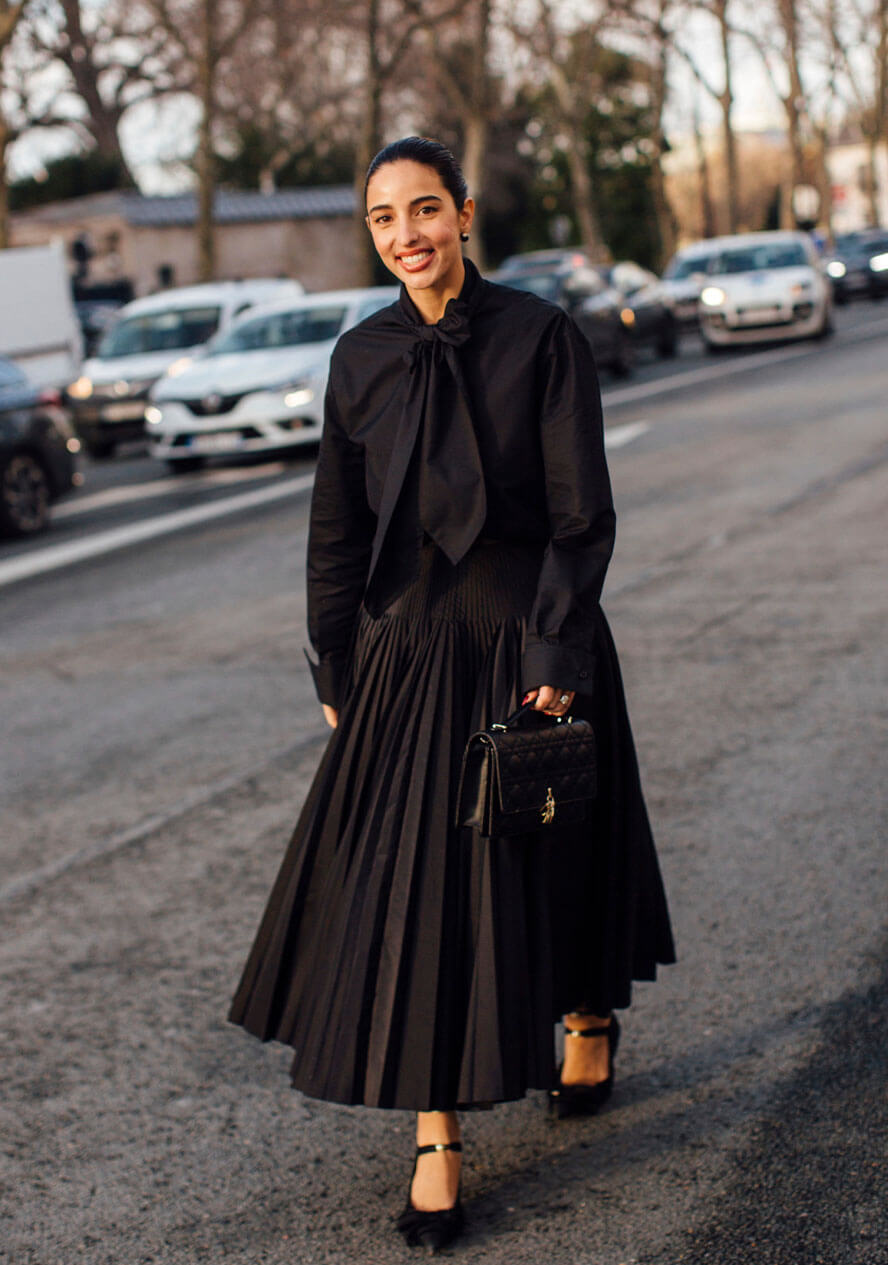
[147,287,397,471]
[66,279,304,457]
[679,231,832,349]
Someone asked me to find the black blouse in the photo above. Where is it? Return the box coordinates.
[305,260,615,708]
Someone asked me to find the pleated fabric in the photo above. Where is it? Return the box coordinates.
[228,540,674,1111]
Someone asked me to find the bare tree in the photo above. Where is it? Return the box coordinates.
[818,0,888,224]
[0,0,29,246]
[507,0,611,259]
[409,0,494,267]
[667,0,741,231]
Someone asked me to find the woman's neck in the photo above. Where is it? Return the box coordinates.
[407,258,466,325]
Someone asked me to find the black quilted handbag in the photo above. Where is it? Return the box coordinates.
[455,701,597,838]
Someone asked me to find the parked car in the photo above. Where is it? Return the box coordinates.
[0,357,80,537]
[147,287,398,472]
[660,247,721,329]
[596,261,679,357]
[825,230,888,303]
[65,278,305,459]
[490,251,635,376]
[685,231,832,349]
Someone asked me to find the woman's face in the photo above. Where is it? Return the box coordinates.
[365,160,474,296]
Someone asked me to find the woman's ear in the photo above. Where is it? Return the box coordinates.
[460,197,475,237]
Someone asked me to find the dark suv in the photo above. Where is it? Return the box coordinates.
[490,250,635,376]
[0,358,79,536]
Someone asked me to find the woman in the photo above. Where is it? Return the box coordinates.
[229,136,674,1253]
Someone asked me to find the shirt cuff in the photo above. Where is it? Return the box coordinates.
[521,639,596,697]
[303,648,346,708]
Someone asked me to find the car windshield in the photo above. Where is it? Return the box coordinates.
[664,254,714,280]
[210,306,348,354]
[709,242,808,274]
[98,306,222,358]
[497,273,560,301]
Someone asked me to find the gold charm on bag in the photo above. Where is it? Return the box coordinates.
[541,787,556,824]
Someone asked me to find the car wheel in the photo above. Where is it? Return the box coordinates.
[166,457,206,474]
[609,332,635,378]
[0,451,51,536]
[84,438,116,459]
[657,316,679,358]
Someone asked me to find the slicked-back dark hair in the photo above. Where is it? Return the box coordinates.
[364,136,469,212]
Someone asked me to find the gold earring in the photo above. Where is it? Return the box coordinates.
[460,232,470,242]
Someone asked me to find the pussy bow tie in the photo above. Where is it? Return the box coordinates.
[399,263,487,564]
[366,260,488,596]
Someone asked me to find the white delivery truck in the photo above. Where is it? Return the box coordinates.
[0,241,83,388]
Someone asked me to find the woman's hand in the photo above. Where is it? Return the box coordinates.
[523,687,575,716]
[322,704,339,729]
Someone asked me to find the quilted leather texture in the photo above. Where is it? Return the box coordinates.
[456,716,597,837]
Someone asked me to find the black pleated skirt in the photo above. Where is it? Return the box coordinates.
[228,540,674,1111]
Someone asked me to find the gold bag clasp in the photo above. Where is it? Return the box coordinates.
[541,787,555,824]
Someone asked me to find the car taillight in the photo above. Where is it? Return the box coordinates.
[38,388,63,407]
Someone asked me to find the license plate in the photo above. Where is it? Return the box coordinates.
[189,432,243,452]
[102,401,146,421]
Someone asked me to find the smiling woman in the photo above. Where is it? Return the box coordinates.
[228,136,675,1255]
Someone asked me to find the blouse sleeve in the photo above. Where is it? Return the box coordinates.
[521,313,616,697]
[304,371,376,708]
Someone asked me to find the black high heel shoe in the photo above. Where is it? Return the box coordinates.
[395,1140,464,1254]
[548,1013,620,1120]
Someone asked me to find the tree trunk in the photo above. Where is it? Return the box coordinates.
[693,99,716,238]
[460,0,491,270]
[353,0,383,286]
[461,110,487,269]
[715,0,739,232]
[57,0,136,185]
[648,14,677,269]
[777,0,806,227]
[547,60,605,259]
[196,0,217,282]
[0,111,10,250]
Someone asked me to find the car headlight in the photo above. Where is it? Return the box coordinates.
[166,356,194,378]
[869,252,888,272]
[826,260,846,278]
[283,387,315,408]
[68,375,94,400]
[619,307,635,327]
[145,406,163,425]
[700,286,727,307]
[791,282,813,295]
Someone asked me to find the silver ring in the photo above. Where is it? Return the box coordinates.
[559,693,570,705]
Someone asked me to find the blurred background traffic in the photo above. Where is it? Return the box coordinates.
[1,0,886,536]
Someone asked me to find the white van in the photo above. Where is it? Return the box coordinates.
[66,278,303,457]
[0,242,83,389]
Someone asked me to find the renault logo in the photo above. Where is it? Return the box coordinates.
[202,393,223,414]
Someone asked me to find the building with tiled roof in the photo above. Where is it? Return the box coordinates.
[10,187,361,295]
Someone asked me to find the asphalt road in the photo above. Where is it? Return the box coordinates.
[1,306,886,1264]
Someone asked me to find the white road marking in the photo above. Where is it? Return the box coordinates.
[601,313,888,407]
[601,343,813,406]
[53,460,291,520]
[0,472,316,589]
[605,421,650,449]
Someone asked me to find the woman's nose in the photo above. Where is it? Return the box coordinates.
[395,218,420,246]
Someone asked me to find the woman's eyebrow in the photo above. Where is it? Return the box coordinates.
[367,194,444,214]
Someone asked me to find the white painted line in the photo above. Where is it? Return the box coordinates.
[601,343,812,406]
[53,460,290,520]
[0,472,316,589]
[600,314,888,407]
[605,421,650,449]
